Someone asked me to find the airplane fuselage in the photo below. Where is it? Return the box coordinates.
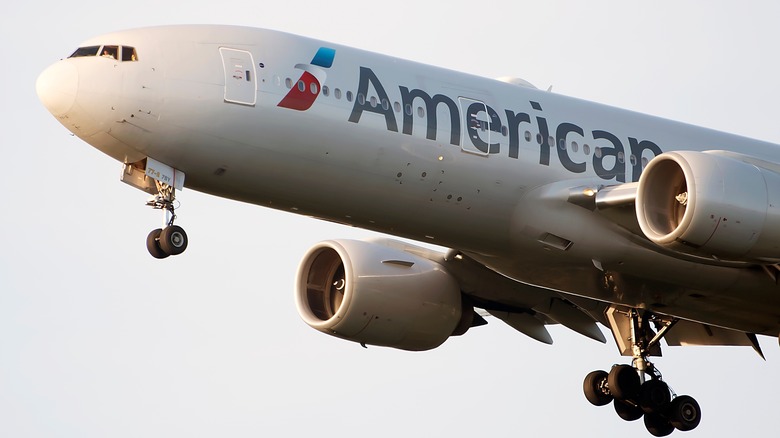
[37,25,780,336]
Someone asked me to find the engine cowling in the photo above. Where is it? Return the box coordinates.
[295,239,464,351]
[636,151,780,261]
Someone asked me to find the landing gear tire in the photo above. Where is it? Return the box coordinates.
[639,379,671,414]
[614,399,643,422]
[668,395,701,432]
[583,370,613,406]
[146,228,169,259]
[608,364,640,400]
[644,412,674,437]
[159,225,188,255]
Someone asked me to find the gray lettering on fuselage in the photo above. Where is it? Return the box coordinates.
[556,122,586,174]
[505,110,531,159]
[530,101,552,166]
[465,102,501,154]
[348,67,398,132]
[592,130,626,182]
[400,87,460,146]
[629,138,662,181]
[348,67,661,182]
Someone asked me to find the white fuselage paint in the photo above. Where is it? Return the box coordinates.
[38,25,780,335]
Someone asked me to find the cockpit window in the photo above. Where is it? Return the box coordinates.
[121,46,138,61]
[69,46,101,58]
[67,45,139,62]
[101,45,119,60]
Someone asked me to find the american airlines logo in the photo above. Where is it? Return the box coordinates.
[348,67,665,183]
[278,47,336,111]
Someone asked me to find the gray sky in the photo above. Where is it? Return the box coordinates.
[3,1,779,436]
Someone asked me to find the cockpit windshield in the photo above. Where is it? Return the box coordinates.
[69,46,101,57]
[69,45,138,61]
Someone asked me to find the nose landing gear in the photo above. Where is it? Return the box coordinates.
[145,181,188,259]
[583,309,701,436]
[120,158,189,259]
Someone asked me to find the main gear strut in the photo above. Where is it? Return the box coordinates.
[583,309,701,436]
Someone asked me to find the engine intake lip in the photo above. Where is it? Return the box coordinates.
[637,153,695,245]
[295,243,353,329]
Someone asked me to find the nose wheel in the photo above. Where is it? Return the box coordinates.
[145,181,188,259]
[146,225,188,259]
[582,310,701,436]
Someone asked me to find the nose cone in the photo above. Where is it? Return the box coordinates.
[36,61,78,116]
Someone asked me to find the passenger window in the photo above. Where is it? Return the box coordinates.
[121,46,138,62]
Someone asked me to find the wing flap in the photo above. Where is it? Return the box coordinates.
[487,310,553,344]
[664,320,755,347]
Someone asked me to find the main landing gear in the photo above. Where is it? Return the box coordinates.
[145,181,188,259]
[583,310,701,436]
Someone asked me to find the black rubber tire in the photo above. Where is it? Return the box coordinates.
[146,228,169,259]
[608,364,640,400]
[583,370,612,406]
[614,399,644,422]
[669,395,701,431]
[644,412,675,437]
[159,225,188,256]
[639,379,671,414]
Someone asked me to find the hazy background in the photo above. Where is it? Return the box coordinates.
[3,1,779,436]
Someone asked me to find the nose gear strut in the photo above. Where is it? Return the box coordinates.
[583,309,701,436]
[145,180,188,259]
[120,158,189,259]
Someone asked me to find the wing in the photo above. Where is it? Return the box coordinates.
[441,249,764,358]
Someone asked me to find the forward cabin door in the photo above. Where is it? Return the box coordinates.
[219,47,257,106]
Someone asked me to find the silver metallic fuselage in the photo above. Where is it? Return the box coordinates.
[37,25,780,336]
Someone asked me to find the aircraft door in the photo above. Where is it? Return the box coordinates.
[219,47,257,106]
[458,97,496,156]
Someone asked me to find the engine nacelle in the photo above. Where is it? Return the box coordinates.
[636,151,780,261]
[295,239,464,351]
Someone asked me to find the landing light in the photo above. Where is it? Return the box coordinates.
[583,188,597,197]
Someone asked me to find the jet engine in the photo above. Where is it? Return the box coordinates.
[295,239,465,351]
[636,151,780,262]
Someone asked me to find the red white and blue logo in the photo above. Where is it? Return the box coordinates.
[277,47,336,111]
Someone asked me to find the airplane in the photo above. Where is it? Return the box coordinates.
[35,24,780,436]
